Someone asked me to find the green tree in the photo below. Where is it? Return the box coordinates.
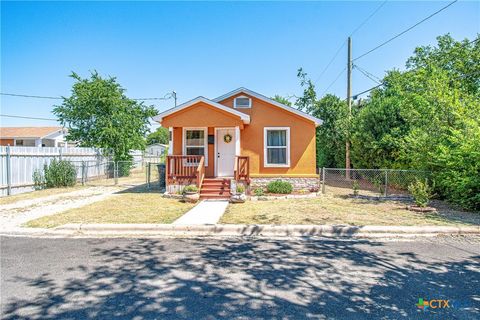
[54,72,157,162]
[351,34,480,210]
[147,127,169,145]
[271,95,292,106]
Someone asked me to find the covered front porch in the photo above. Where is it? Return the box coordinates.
[165,125,250,195]
[153,97,251,195]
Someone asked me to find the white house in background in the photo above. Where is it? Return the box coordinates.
[0,127,70,147]
[145,143,168,156]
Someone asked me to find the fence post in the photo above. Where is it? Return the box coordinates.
[321,167,326,194]
[384,169,388,197]
[114,162,118,185]
[59,147,63,161]
[6,145,12,196]
[81,161,86,185]
[146,163,151,189]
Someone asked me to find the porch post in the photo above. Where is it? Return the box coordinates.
[168,127,173,155]
[235,126,240,156]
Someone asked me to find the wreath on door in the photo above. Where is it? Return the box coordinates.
[223,133,233,143]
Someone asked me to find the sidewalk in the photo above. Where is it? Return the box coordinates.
[173,200,229,225]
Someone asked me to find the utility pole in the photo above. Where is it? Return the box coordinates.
[346,37,352,178]
[172,91,177,107]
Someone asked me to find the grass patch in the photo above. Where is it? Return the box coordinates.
[0,186,85,206]
[221,194,480,226]
[25,190,194,228]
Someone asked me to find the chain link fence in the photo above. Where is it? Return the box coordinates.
[320,168,429,199]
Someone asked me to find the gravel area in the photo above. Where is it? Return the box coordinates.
[0,186,124,231]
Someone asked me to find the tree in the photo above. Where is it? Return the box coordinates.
[351,34,480,210]
[54,71,157,162]
[147,127,169,145]
[271,95,292,106]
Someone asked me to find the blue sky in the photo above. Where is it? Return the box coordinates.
[1,1,479,129]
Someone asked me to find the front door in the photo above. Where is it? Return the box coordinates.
[216,128,236,177]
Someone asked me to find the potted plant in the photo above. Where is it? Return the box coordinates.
[183,184,200,203]
[231,184,246,203]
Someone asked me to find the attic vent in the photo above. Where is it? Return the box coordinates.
[234,96,252,108]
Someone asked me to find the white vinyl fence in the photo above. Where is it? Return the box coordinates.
[0,146,110,196]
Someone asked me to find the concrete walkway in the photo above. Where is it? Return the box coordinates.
[173,200,229,225]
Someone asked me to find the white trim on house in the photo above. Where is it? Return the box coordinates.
[182,127,208,166]
[213,87,323,126]
[153,96,250,124]
[235,126,241,156]
[233,95,252,109]
[263,127,291,168]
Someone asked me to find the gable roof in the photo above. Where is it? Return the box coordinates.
[213,87,323,126]
[153,96,251,124]
[0,127,66,139]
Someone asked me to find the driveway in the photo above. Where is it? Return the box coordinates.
[0,185,139,231]
[1,236,479,319]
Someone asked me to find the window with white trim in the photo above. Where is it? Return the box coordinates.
[184,128,208,166]
[264,127,290,167]
[234,96,252,108]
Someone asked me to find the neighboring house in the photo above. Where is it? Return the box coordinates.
[154,87,322,198]
[0,127,69,147]
[145,143,168,156]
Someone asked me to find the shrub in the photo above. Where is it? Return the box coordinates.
[236,184,245,194]
[352,180,359,196]
[37,160,77,188]
[117,160,133,177]
[266,180,293,194]
[183,185,198,193]
[408,179,433,207]
[253,188,265,196]
[33,169,45,190]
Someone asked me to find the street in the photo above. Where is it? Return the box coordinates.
[1,236,479,319]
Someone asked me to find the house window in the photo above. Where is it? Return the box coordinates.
[234,96,252,108]
[264,127,290,167]
[183,128,208,166]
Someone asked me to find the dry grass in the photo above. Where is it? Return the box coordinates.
[26,187,194,228]
[0,186,85,205]
[221,193,480,226]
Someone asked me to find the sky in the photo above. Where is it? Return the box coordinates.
[1,1,479,130]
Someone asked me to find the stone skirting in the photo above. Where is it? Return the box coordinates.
[250,177,320,192]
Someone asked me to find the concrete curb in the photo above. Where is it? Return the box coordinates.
[2,224,479,238]
[52,224,480,238]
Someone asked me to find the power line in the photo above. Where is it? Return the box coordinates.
[0,114,58,121]
[351,36,479,98]
[315,1,388,87]
[313,41,347,85]
[349,0,388,37]
[321,67,346,96]
[353,64,382,84]
[0,92,175,101]
[353,0,458,61]
[0,93,61,100]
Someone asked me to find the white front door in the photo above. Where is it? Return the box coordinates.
[216,128,236,177]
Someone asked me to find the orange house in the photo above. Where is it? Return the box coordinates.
[153,88,322,198]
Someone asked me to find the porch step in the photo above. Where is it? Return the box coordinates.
[200,178,231,200]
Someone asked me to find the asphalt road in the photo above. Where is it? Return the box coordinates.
[1,236,479,319]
